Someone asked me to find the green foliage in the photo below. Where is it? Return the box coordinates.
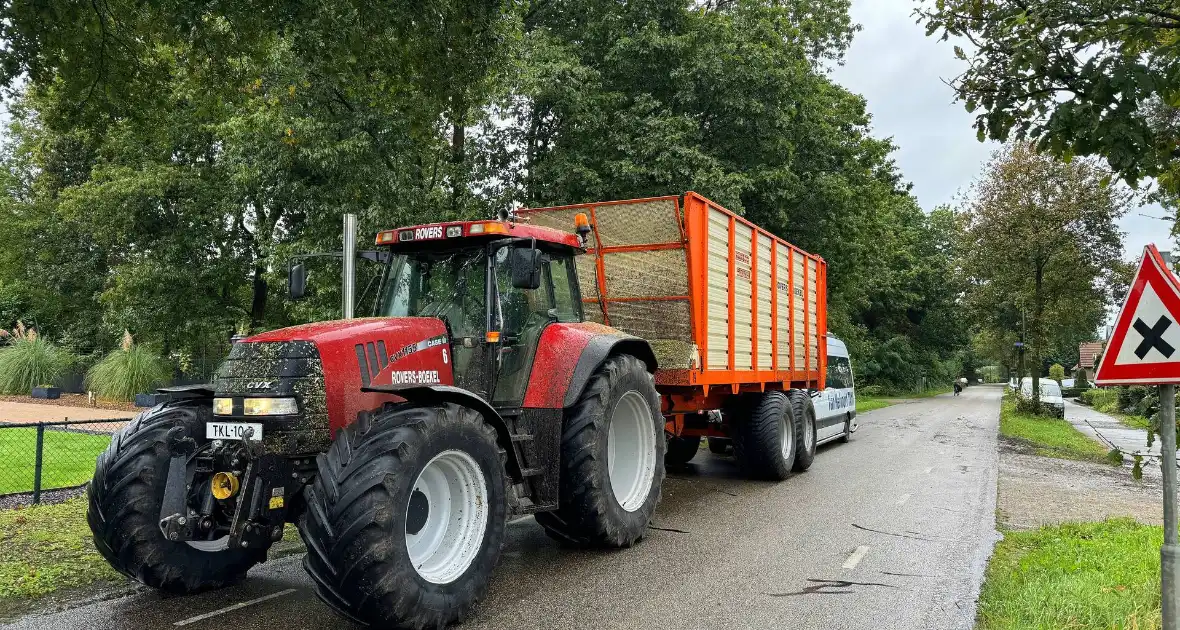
[0,328,74,394]
[1074,369,1090,389]
[1000,397,1111,463]
[977,519,1162,630]
[1081,388,1121,414]
[961,144,1127,393]
[918,1,1180,202]
[85,343,169,401]
[1048,363,1065,382]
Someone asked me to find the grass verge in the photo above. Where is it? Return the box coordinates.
[0,428,111,494]
[0,497,122,618]
[999,398,1113,464]
[856,397,894,413]
[977,519,1161,630]
[0,497,305,620]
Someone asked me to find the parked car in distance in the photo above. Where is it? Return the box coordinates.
[813,335,856,444]
[1061,378,1075,388]
[1019,378,1065,418]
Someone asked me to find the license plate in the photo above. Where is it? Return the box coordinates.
[206,422,264,441]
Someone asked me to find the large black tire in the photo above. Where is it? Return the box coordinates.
[839,412,853,443]
[665,435,702,467]
[731,391,798,481]
[788,390,817,472]
[535,354,664,548]
[708,437,731,454]
[87,400,265,593]
[299,404,507,630]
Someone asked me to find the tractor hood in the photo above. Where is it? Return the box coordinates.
[224,317,454,440]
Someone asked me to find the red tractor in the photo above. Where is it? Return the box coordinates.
[87,193,827,629]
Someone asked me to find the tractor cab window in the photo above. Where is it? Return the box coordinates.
[548,254,582,322]
[378,248,489,393]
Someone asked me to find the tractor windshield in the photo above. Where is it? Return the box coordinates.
[377,248,487,339]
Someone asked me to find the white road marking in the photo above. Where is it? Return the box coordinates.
[897,493,911,506]
[924,466,934,474]
[843,545,870,569]
[174,589,297,626]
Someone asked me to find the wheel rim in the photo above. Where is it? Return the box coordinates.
[405,450,489,585]
[606,390,657,512]
[779,406,795,460]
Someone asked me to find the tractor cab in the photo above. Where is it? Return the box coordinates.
[371,218,588,405]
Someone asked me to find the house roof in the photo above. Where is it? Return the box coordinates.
[1077,341,1105,369]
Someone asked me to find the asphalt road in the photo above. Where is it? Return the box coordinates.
[7,386,1001,630]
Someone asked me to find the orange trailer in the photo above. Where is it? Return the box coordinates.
[521,192,828,451]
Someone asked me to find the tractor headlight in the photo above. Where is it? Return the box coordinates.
[212,397,233,415]
[242,397,299,416]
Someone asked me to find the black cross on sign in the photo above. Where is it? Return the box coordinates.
[1133,315,1176,359]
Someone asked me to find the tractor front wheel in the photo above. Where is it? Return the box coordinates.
[299,404,506,630]
[535,354,664,548]
[86,400,264,593]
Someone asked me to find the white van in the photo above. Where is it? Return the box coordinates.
[813,335,857,444]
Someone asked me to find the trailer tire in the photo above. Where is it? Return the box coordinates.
[788,390,817,472]
[708,437,731,454]
[535,354,664,548]
[665,436,701,467]
[86,400,264,593]
[299,404,507,630]
[732,391,797,480]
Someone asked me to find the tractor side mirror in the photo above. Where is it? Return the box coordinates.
[288,263,308,300]
[509,246,542,290]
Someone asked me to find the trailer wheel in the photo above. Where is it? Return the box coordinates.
[86,400,264,593]
[665,436,701,467]
[788,390,817,472]
[732,391,797,480]
[535,354,664,548]
[708,437,731,454]
[299,404,506,630]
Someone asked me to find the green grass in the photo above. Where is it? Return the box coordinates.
[856,397,895,413]
[0,497,122,616]
[978,519,1162,630]
[0,428,111,494]
[999,398,1113,464]
[1116,414,1153,431]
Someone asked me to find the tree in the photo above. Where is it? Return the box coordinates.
[1049,363,1065,383]
[961,143,1128,408]
[916,1,1180,198]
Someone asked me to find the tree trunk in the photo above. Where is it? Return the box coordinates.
[1032,262,1044,406]
[250,263,267,330]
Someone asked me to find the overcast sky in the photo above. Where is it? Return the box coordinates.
[830,0,1171,262]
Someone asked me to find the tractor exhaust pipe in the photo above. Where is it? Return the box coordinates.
[342,213,357,319]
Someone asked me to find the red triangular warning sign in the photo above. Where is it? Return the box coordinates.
[1096,244,1180,385]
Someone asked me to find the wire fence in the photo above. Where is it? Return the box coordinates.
[0,418,129,504]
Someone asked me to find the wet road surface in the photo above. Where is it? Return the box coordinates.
[7,386,1001,630]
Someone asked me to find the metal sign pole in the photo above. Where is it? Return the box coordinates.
[1164,383,1178,630]
[342,214,357,319]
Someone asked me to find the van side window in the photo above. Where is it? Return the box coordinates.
[826,355,853,389]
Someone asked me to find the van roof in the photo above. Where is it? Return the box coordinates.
[826,335,849,356]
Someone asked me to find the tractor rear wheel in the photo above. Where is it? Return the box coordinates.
[299,404,507,630]
[665,435,702,467]
[731,391,798,480]
[788,390,817,472]
[86,400,265,593]
[535,354,664,548]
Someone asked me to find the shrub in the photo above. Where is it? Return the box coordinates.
[1081,388,1120,413]
[1061,386,1088,398]
[85,333,169,401]
[1074,370,1090,388]
[859,384,886,397]
[0,324,74,394]
[1048,363,1065,382]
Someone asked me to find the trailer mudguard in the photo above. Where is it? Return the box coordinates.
[521,322,657,410]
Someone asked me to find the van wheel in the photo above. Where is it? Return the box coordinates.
[839,413,853,443]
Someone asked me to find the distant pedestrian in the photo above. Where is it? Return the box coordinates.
[953,382,962,396]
